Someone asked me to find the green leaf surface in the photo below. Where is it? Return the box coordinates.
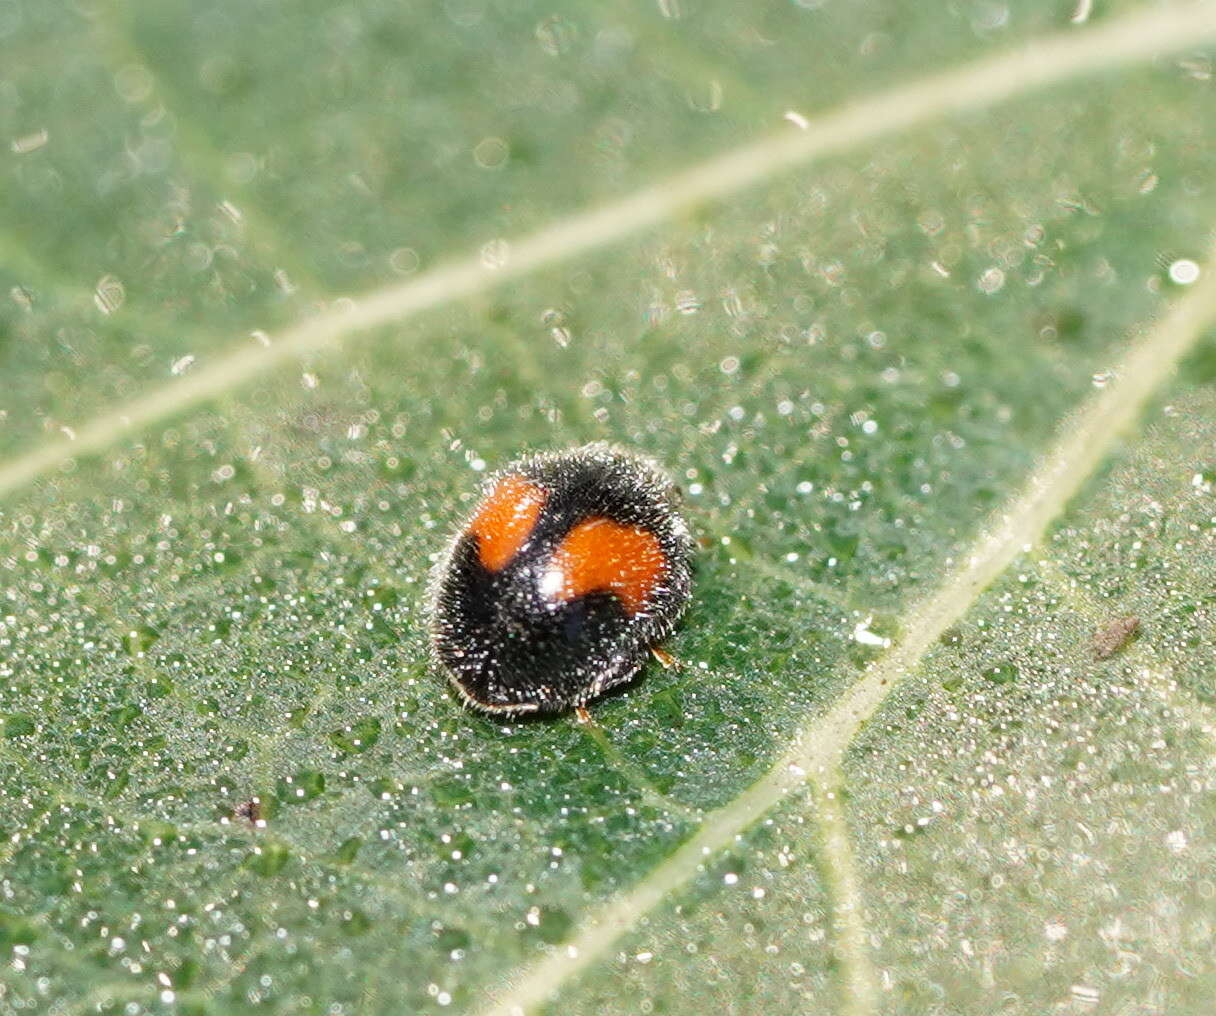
[2,1,1215,1013]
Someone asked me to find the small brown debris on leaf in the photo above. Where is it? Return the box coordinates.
[234,798,264,826]
[1093,616,1140,660]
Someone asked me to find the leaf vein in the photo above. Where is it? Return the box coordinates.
[4,2,1213,500]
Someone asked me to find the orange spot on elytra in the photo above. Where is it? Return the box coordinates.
[468,475,546,572]
[546,518,664,615]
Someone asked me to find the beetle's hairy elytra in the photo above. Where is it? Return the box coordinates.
[429,444,694,715]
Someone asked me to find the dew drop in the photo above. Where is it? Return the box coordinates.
[472,137,509,169]
[1168,258,1200,285]
[93,275,125,315]
[11,128,48,154]
[481,239,510,270]
[675,291,701,315]
[977,267,1005,294]
[390,247,420,274]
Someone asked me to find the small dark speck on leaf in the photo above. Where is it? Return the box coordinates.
[234,799,263,825]
[1092,615,1140,660]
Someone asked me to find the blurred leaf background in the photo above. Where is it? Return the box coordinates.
[2,0,1216,1013]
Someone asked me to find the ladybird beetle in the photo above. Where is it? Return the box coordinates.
[430,444,694,715]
